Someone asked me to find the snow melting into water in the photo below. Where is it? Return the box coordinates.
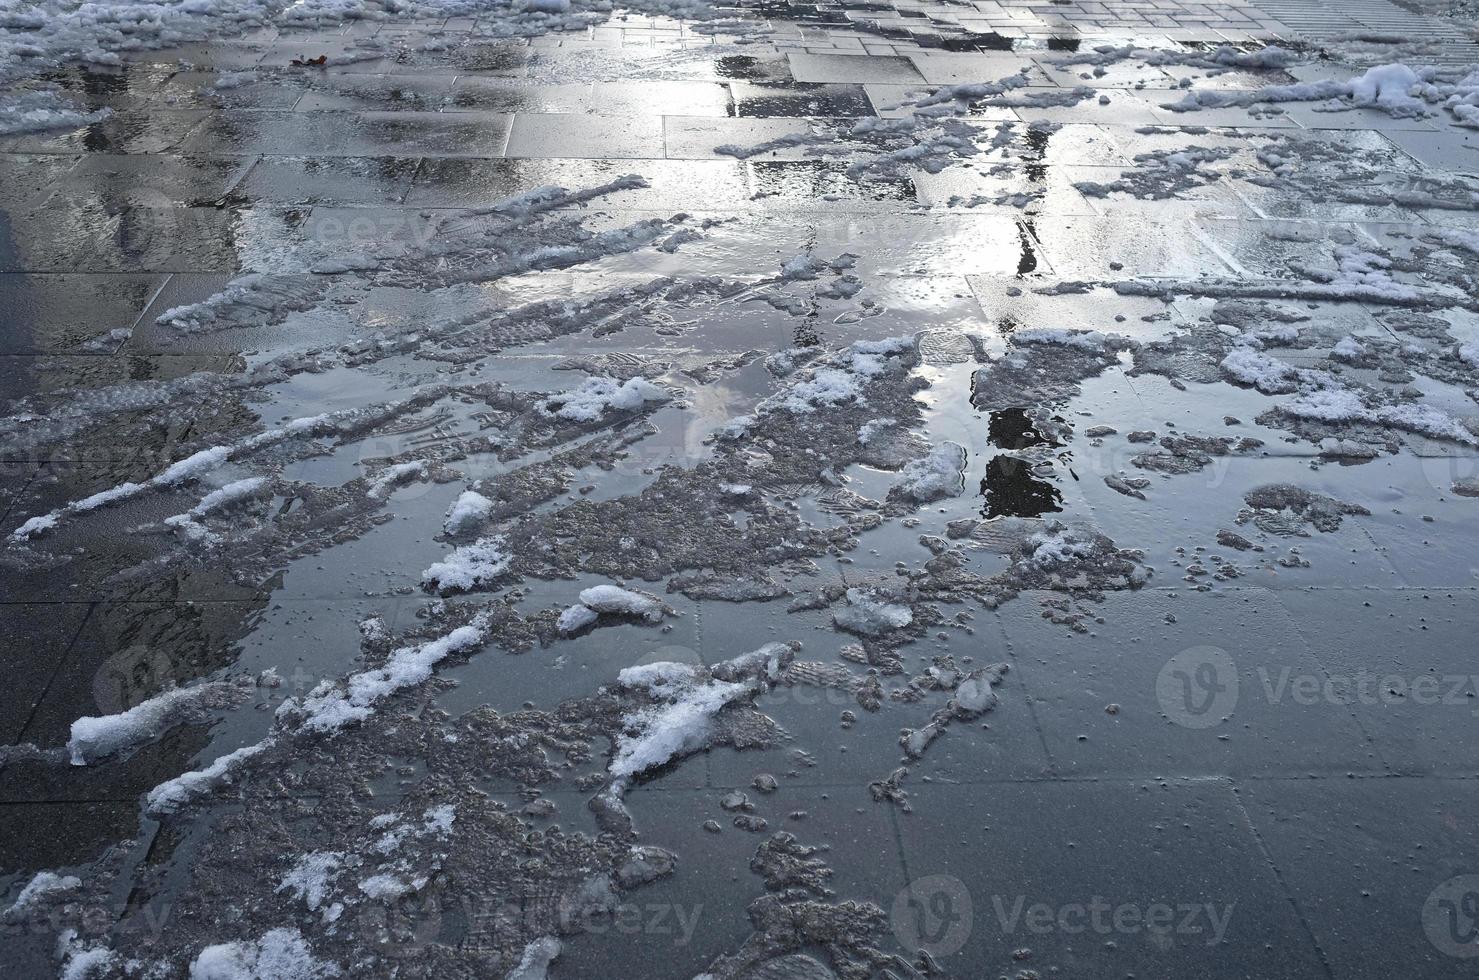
[771,336,913,414]
[188,926,340,980]
[276,852,345,917]
[892,442,968,503]
[833,588,913,636]
[10,444,233,541]
[1284,387,1479,444]
[0,89,109,135]
[558,584,668,633]
[156,276,329,335]
[443,489,494,535]
[286,618,488,735]
[6,408,357,542]
[146,739,274,814]
[1012,328,1120,352]
[1026,524,1100,566]
[506,937,562,980]
[163,477,270,543]
[606,644,790,787]
[5,872,80,916]
[421,537,511,593]
[541,375,669,422]
[1166,61,1479,128]
[68,682,237,765]
[1220,344,1479,445]
[366,460,427,498]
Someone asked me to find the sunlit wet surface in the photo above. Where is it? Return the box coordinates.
[3,1,1479,978]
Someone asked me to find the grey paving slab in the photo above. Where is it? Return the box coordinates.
[581,785,910,979]
[16,600,267,748]
[1028,212,1238,277]
[293,73,457,111]
[234,154,421,205]
[1,4,1478,977]
[1275,588,1479,774]
[893,779,1329,979]
[40,153,256,209]
[405,157,752,209]
[504,111,664,159]
[0,274,164,355]
[0,153,80,211]
[1380,126,1479,176]
[1240,776,1479,979]
[0,204,243,274]
[788,52,927,84]
[662,114,819,160]
[178,109,514,157]
[0,801,144,875]
[0,110,212,155]
[999,585,1390,777]
[442,79,593,113]
[0,602,93,746]
[153,69,312,110]
[728,81,874,118]
[909,51,1053,85]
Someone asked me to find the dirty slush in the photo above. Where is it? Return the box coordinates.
[2,0,1479,978]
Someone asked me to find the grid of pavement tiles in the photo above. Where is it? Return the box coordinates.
[2,2,1479,978]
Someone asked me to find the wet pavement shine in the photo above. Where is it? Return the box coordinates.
[3,0,1479,977]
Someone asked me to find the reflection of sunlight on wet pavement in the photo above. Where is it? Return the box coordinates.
[3,1,1479,977]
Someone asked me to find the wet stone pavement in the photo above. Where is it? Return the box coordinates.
[3,0,1479,977]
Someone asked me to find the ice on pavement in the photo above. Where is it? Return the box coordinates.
[5,2,1479,979]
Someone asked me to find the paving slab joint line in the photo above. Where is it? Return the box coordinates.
[1228,778,1339,979]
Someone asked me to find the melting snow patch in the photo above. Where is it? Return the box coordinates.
[542,376,668,422]
[164,476,270,543]
[507,937,562,980]
[556,604,600,634]
[444,490,493,535]
[1012,328,1116,352]
[68,683,236,766]
[1221,347,1300,394]
[357,874,413,901]
[188,927,340,980]
[277,852,344,914]
[606,644,791,793]
[55,931,115,980]
[6,872,80,915]
[1283,388,1479,444]
[833,588,912,637]
[286,619,488,735]
[0,91,109,135]
[558,584,668,633]
[857,418,896,445]
[579,584,666,620]
[780,367,862,412]
[146,740,273,814]
[422,537,511,593]
[11,445,232,541]
[367,460,427,498]
[892,442,968,503]
[156,275,327,334]
[617,662,700,692]
[1027,524,1098,566]
[609,677,753,783]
